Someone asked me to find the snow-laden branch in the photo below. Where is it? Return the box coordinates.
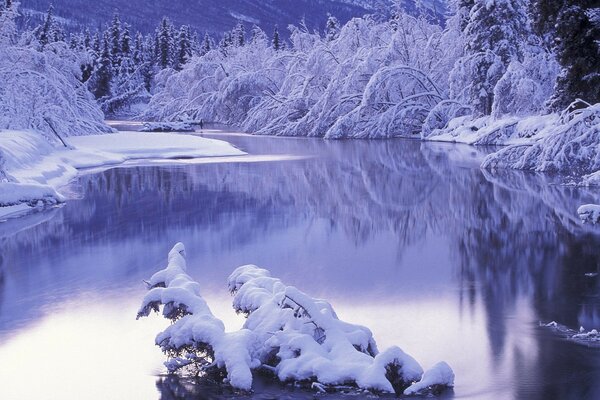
[139,243,455,396]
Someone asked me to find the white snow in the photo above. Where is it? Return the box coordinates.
[0,130,244,216]
[404,362,455,395]
[141,122,195,132]
[138,243,454,395]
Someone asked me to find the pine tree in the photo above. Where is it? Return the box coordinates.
[121,23,131,57]
[325,14,340,42]
[530,0,600,109]
[37,5,55,48]
[272,25,280,51]
[83,28,92,49]
[233,21,245,47]
[200,32,212,55]
[93,35,113,98]
[454,0,531,115]
[250,25,267,45]
[92,32,101,54]
[109,13,122,68]
[157,17,173,69]
[132,31,144,65]
[219,31,233,53]
[175,25,191,70]
[453,0,475,31]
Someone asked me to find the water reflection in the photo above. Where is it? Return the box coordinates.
[1,135,600,399]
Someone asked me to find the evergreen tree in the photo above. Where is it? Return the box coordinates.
[92,32,101,54]
[132,31,144,65]
[530,0,600,109]
[233,21,245,47]
[272,25,280,51]
[157,17,173,69]
[109,13,122,68]
[250,25,267,45]
[453,0,475,31]
[121,23,131,57]
[83,28,92,49]
[200,32,212,55]
[93,35,113,98]
[219,31,233,53]
[325,14,340,42]
[37,5,55,48]
[175,25,192,70]
[454,0,531,115]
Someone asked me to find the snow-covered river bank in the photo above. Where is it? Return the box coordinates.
[1,132,600,399]
[0,128,245,219]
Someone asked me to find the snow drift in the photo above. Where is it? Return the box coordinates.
[138,243,455,395]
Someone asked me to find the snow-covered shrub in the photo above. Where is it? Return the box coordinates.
[483,103,600,176]
[139,243,455,395]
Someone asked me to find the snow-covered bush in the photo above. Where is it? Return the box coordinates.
[483,103,600,176]
[138,243,455,395]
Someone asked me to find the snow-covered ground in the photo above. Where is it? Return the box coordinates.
[0,130,244,219]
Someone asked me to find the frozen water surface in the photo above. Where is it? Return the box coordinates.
[1,132,600,399]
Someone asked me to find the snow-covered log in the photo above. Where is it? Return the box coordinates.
[141,122,195,132]
[577,205,600,225]
[139,243,454,395]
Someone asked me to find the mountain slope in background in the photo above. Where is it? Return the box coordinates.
[21,0,369,36]
[20,0,447,36]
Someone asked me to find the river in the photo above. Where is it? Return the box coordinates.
[1,131,600,399]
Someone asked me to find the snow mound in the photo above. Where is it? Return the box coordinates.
[403,362,455,395]
[0,182,63,207]
[577,205,600,224]
[139,243,454,395]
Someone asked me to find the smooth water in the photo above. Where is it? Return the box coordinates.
[1,132,600,400]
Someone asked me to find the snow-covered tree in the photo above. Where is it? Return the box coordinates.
[156,17,173,69]
[200,32,212,55]
[90,35,112,99]
[534,1,600,110]
[450,0,534,116]
[109,13,122,68]
[232,21,245,47]
[272,25,280,50]
[325,14,340,41]
[175,25,192,70]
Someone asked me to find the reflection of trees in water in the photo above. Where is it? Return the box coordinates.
[3,136,600,377]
